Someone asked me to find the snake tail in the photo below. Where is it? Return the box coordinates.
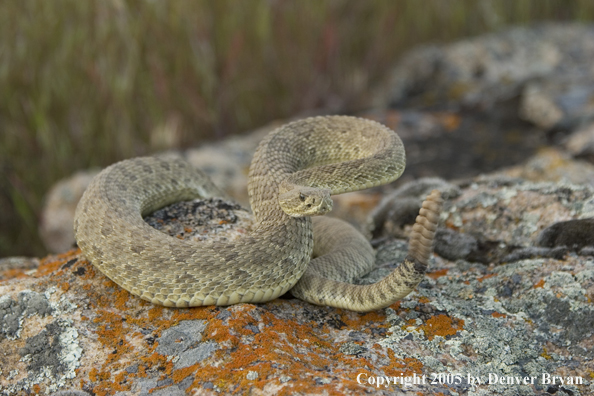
[291,189,443,312]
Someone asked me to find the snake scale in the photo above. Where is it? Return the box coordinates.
[74,116,443,312]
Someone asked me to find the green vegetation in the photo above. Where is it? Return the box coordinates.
[1,0,593,258]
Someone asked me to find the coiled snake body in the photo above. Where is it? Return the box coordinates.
[74,116,442,312]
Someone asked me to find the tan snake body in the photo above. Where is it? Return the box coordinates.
[74,116,442,312]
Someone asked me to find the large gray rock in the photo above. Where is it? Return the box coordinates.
[2,174,593,395]
[383,23,594,131]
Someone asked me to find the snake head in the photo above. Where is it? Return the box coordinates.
[278,185,333,217]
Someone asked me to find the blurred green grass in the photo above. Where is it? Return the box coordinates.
[1,0,593,258]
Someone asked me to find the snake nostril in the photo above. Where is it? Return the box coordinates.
[306,204,312,208]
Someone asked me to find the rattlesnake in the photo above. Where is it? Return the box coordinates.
[74,116,442,312]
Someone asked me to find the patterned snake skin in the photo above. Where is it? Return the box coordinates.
[74,116,443,312]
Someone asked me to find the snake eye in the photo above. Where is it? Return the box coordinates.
[299,193,305,202]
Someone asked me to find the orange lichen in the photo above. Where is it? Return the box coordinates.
[172,364,199,383]
[93,379,131,396]
[140,352,173,375]
[147,306,165,321]
[339,310,387,328]
[79,259,98,280]
[417,297,430,304]
[445,220,461,231]
[89,367,110,382]
[113,372,128,386]
[383,350,424,377]
[113,288,131,311]
[420,314,465,340]
[534,279,546,288]
[36,249,80,277]
[477,274,495,282]
[427,269,448,279]
[491,312,506,318]
[171,306,214,322]
[0,268,29,281]
[93,311,134,365]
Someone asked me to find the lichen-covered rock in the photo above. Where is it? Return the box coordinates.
[497,148,594,186]
[3,175,594,395]
[383,23,594,113]
[0,257,39,283]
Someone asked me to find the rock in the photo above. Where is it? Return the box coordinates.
[367,177,461,239]
[383,23,594,112]
[0,257,39,282]
[361,109,546,182]
[565,121,594,162]
[40,171,100,253]
[433,228,478,262]
[371,174,594,265]
[497,147,594,186]
[519,75,594,130]
[144,198,252,243]
[437,176,594,263]
[537,219,594,250]
[3,174,594,395]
